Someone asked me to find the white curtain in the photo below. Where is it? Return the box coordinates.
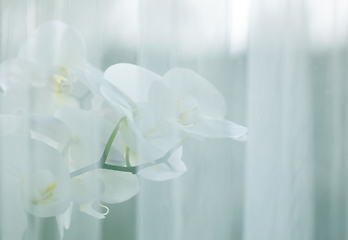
[0,0,347,239]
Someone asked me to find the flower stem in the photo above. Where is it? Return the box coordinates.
[125,147,131,167]
[70,117,126,178]
[70,118,189,178]
[100,116,126,164]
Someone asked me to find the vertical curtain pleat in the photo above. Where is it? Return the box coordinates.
[244,0,314,239]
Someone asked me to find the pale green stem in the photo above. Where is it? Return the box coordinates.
[125,147,131,167]
[70,117,126,178]
[70,117,189,178]
[100,116,127,164]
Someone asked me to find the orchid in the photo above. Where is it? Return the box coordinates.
[100,76,187,180]
[0,134,71,240]
[101,63,248,140]
[0,21,97,115]
[26,109,139,217]
[0,20,247,240]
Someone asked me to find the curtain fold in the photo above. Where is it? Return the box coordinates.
[244,0,314,239]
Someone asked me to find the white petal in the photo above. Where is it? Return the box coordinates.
[0,85,61,115]
[104,63,162,103]
[79,202,106,219]
[100,78,137,112]
[138,147,187,181]
[68,134,124,170]
[56,202,73,239]
[25,114,73,152]
[0,58,44,91]
[54,93,80,109]
[0,171,28,240]
[70,80,89,98]
[70,65,103,97]
[148,81,178,121]
[95,169,139,204]
[184,117,248,140]
[120,118,166,162]
[71,173,105,204]
[163,68,227,119]
[19,21,86,69]
[54,108,115,143]
[0,135,71,217]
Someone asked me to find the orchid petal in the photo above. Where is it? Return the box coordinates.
[95,170,139,204]
[79,202,106,219]
[137,147,187,181]
[71,173,105,204]
[25,114,73,152]
[56,202,73,239]
[19,21,86,69]
[70,65,102,97]
[0,59,44,91]
[54,108,115,143]
[0,135,71,217]
[184,118,248,140]
[54,93,80,109]
[68,134,124,170]
[100,78,137,112]
[163,68,227,119]
[148,80,178,121]
[104,63,162,103]
[0,84,60,115]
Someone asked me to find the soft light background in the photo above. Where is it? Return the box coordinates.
[0,0,347,239]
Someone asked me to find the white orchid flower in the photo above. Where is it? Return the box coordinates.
[25,108,139,221]
[0,135,71,240]
[0,21,98,115]
[97,65,189,180]
[101,64,248,140]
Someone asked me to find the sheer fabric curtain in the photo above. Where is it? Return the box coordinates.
[0,0,347,240]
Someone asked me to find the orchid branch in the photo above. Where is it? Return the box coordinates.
[70,117,188,178]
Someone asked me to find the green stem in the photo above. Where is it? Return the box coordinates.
[100,117,126,164]
[125,147,131,167]
[70,121,189,178]
[70,117,126,178]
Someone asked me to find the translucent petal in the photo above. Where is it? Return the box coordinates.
[25,114,73,152]
[184,117,248,140]
[68,134,124,170]
[121,115,168,162]
[70,65,103,97]
[104,63,162,103]
[71,173,105,204]
[163,68,227,119]
[54,108,115,143]
[0,58,44,91]
[137,147,187,181]
[19,21,86,69]
[0,84,61,115]
[79,202,106,219]
[70,79,89,98]
[54,93,80,109]
[56,202,73,239]
[96,169,139,204]
[148,80,178,121]
[0,135,71,217]
[100,78,137,111]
